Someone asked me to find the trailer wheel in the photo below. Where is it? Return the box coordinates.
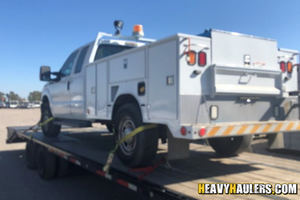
[57,157,70,178]
[208,135,253,156]
[114,104,159,167]
[106,124,113,133]
[37,146,57,179]
[26,141,38,170]
[41,103,61,137]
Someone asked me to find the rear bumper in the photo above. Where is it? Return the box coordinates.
[181,120,300,140]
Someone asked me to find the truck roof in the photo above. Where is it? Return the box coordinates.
[199,29,276,42]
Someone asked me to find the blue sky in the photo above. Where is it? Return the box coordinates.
[0,0,299,99]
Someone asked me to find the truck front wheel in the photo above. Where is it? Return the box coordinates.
[41,103,61,137]
[114,104,159,167]
[208,135,253,156]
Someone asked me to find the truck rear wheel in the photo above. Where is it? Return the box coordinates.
[41,103,61,137]
[208,135,253,156]
[114,104,159,167]
[37,146,57,179]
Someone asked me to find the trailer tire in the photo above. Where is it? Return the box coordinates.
[26,141,38,170]
[208,135,253,156]
[57,157,70,178]
[41,103,61,137]
[114,104,159,167]
[37,146,57,179]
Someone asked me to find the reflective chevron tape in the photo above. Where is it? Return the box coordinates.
[205,121,300,138]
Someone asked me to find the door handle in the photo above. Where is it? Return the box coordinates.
[67,81,70,90]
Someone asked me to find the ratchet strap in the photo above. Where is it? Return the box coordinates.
[103,124,157,173]
[129,156,167,181]
[25,117,55,140]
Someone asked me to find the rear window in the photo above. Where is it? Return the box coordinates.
[94,44,132,61]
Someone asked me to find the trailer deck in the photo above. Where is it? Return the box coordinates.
[6,126,300,200]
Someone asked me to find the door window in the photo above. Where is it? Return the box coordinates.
[75,46,89,74]
[60,50,79,77]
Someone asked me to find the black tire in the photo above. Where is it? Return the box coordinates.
[57,158,70,178]
[106,124,113,133]
[41,103,61,137]
[208,135,253,156]
[114,104,159,167]
[26,141,38,170]
[37,146,57,179]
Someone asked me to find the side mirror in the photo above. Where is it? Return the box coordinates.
[40,66,51,81]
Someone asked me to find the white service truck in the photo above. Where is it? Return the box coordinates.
[39,21,300,167]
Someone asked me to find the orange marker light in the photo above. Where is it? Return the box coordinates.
[287,62,293,73]
[187,51,196,65]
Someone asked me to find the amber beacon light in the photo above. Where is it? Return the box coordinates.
[132,24,144,38]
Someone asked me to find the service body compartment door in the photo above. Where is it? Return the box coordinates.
[213,66,282,96]
[148,39,178,120]
[96,62,108,119]
[211,30,278,69]
[109,50,145,83]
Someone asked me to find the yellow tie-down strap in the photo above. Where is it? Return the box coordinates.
[205,121,300,138]
[103,124,157,173]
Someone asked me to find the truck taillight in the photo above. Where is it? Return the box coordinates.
[280,61,286,72]
[199,128,206,137]
[287,62,293,73]
[198,52,206,66]
[180,127,187,135]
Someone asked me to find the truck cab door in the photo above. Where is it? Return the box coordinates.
[69,45,89,120]
[50,50,79,119]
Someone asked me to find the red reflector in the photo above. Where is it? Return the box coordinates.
[280,61,286,72]
[180,127,187,135]
[198,52,206,66]
[96,170,105,177]
[199,128,206,137]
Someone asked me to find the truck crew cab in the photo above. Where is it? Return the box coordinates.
[40,21,300,167]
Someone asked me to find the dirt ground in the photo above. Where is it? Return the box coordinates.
[0,108,41,151]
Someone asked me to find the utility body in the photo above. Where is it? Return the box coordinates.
[39,21,300,167]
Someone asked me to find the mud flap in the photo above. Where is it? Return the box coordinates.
[167,130,190,160]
